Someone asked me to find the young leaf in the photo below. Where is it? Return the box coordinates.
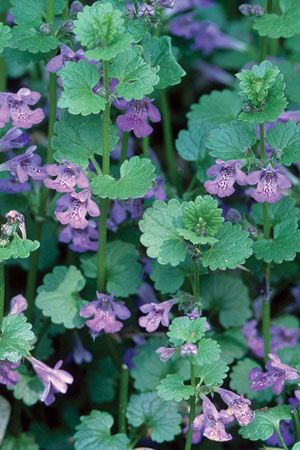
[11,24,59,54]
[266,121,300,166]
[0,315,35,362]
[192,338,221,366]
[52,112,118,169]
[187,90,242,126]
[167,317,207,345]
[109,47,160,100]
[206,121,256,160]
[182,195,224,236]
[0,235,39,261]
[58,60,106,115]
[239,405,291,441]
[157,374,194,402]
[80,241,142,297]
[254,0,300,39]
[142,35,185,89]
[0,23,11,54]
[74,411,129,450]
[35,265,86,329]
[195,359,229,387]
[202,274,251,329]
[253,221,300,264]
[91,156,156,200]
[126,392,181,443]
[139,199,187,267]
[74,2,133,61]
[201,222,253,271]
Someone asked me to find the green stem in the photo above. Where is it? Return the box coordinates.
[0,263,5,330]
[25,221,43,322]
[46,0,55,23]
[193,262,200,304]
[46,73,57,164]
[132,0,139,13]
[262,268,271,361]
[97,60,111,292]
[120,132,130,165]
[259,0,273,61]
[291,408,300,442]
[142,136,150,158]
[275,426,289,450]
[184,359,196,450]
[159,90,177,187]
[118,364,129,434]
[0,57,6,92]
[128,425,147,450]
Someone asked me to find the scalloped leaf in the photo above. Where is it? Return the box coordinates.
[192,338,221,366]
[194,359,229,387]
[182,195,224,237]
[0,235,39,262]
[91,156,155,200]
[267,121,300,165]
[0,315,35,363]
[254,0,300,39]
[0,23,11,54]
[10,24,59,54]
[157,374,194,402]
[167,317,207,345]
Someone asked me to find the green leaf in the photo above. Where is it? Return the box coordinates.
[150,261,186,294]
[139,199,187,267]
[74,411,129,450]
[58,60,106,115]
[35,266,86,329]
[10,24,59,54]
[13,368,43,406]
[0,315,35,363]
[157,374,194,402]
[0,23,11,54]
[131,337,189,391]
[167,317,207,345]
[266,121,300,165]
[192,338,221,366]
[253,221,300,263]
[201,222,253,271]
[195,359,229,387]
[0,235,39,261]
[91,156,156,200]
[10,0,44,24]
[142,35,185,89]
[187,90,242,127]
[214,328,247,364]
[202,274,251,328]
[80,241,142,297]
[74,2,133,61]
[87,358,118,404]
[254,0,300,39]
[176,228,218,246]
[1,433,39,450]
[239,405,291,441]
[251,197,299,228]
[109,47,159,100]
[52,112,118,169]
[176,125,213,162]
[292,444,300,450]
[237,61,287,123]
[230,358,273,402]
[183,195,224,237]
[127,392,181,443]
[206,121,257,160]
[0,396,10,446]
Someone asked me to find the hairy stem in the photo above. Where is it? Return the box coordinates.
[193,262,200,304]
[25,221,43,322]
[97,60,111,292]
[142,136,150,158]
[0,263,5,330]
[291,408,300,442]
[120,132,129,165]
[184,359,196,450]
[0,57,6,92]
[259,0,273,61]
[159,90,177,187]
[118,364,129,434]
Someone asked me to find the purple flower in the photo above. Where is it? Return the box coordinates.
[70,1,84,14]
[116,98,161,139]
[156,346,176,362]
[169,12,200,38]
[0,88,44,129]
[9,295,27,315]
[267,420,294,448]
[0,146,46,183]
[144,176,167,201]
[108,199,143,231]
[204,159,246,198]
[44,162,89,193]
[0,173,30,193]
[46,44,85,73]
[246,165,292,203]
[239,4,265,16]
[139,299,175,332]
[80,292,131,338]
[0,360,20,387]
[28,357,73,406]
[217,388,255,426]
[193,396,232,442]
[157,0,175,8]
[59,221,98,252]
[55,189,100,230]
[249,353,300,394]
[72,336,92,365]
[196,61,235,87]
[137,4,155,17]
[192,21,246,55]
[171,0,214,15]
[0,128,31,151]
[180,343,198,357]
[279,110,300,122]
